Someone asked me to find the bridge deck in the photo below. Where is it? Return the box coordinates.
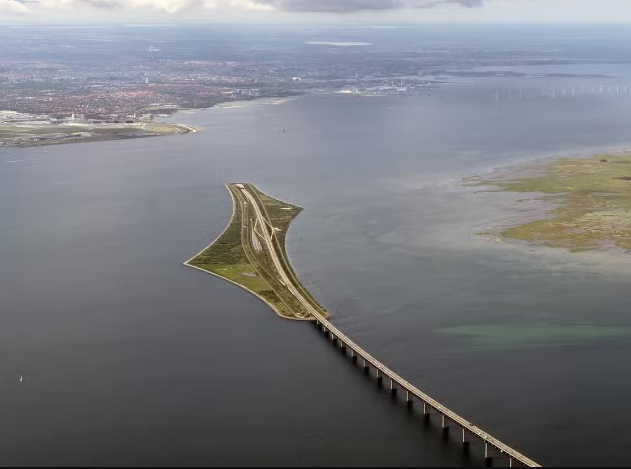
[314,315,541,467]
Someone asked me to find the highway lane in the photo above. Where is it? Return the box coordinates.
[241,186,310,318]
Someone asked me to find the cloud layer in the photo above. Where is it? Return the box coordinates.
[37,0,207,13]
[4,0,486,14]
[251,0,483,13]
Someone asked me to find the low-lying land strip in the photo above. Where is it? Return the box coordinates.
[0,121,195,148]
[185,183,330,320]
[469,154,631,253]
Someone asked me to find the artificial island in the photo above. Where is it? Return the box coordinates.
[185,183,329,320]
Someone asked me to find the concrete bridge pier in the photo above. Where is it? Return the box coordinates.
[376,369,383,386]
[350,350,357,363]
[462,428,470,452]
[406,390,413,409]
[390,379,398,397]
[485,443,493,467]
[363,358,370,374]
[441,415,450,437]
[340,340,346,352]
[423,402,431,422]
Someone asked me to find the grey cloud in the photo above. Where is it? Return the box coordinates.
[22,0,485,14]
[252,0,484,13]
[81,0,124,9]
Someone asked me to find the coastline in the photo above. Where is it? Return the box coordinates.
[0,93,301,151]
[470,142,631,182]
[0,121,199,150]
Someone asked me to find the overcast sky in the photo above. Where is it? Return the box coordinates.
[3,0,631,22]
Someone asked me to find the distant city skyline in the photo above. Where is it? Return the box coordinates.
[4,0,631,23]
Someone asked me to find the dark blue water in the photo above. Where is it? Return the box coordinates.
[3,75,631,466]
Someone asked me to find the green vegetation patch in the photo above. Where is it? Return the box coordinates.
[253,187,303,247]
[470,155,631,253]
[440,323,631,351]
[188,187,289,318]
[187,184,322,320]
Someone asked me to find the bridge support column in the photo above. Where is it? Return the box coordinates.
[462,428,470,452]
[441,415,449,437]
[363,359,369,374]
[377,369,383,386]
[351,350,357,363]
[390,379,397,396]
[330,332,336,342]
[423,402,430,422]
[406,390,413,408]
[485,443,493,467]
[508,457,513,468]
[340,340,346,352]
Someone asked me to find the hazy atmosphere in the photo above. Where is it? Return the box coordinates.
[4,0,631,21]
[3,1,631,468]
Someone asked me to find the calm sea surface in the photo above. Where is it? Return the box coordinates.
[3,70,631,466]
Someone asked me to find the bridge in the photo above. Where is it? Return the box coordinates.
[311,317,540,468]
[214,184,541,467]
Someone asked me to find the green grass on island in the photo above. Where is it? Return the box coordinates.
[186,183,330,321]
[469,154,631,253]
[440,323,631,351]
